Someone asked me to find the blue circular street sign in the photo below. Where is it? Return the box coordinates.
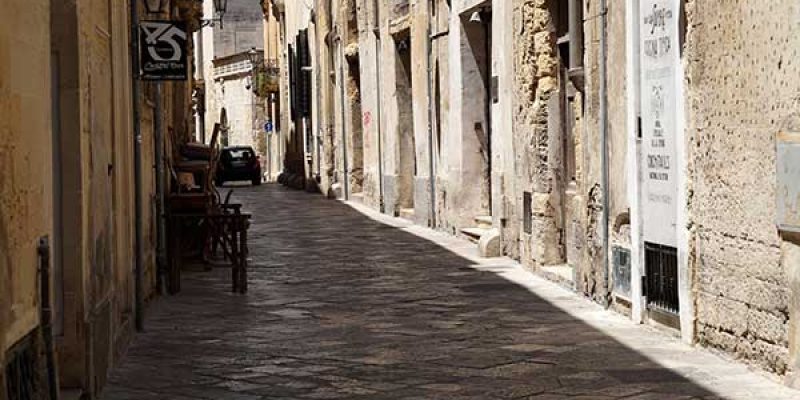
[264,121,274,133]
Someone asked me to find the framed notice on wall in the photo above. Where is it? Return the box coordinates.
[139,21,189,81]
[640,0,680,247]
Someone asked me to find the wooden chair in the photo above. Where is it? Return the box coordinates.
[166,122,251,294]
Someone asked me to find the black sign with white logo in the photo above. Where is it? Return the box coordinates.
[139,21,188,80]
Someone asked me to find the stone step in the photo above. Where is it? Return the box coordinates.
[540,264,575,289]
[350,192,364,204]
[474,215,493,229]
[398,208,415,220]
[461,227,490,243]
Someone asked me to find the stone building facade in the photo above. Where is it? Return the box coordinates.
[1,1,198,398]
[270,0,800,385]
[0,2,55,397]
[197,0,267,168]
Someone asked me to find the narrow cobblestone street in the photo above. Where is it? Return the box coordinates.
[100,185,795,400]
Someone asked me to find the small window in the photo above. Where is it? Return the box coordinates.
[227,149,254,160]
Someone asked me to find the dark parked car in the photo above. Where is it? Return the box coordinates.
[216,146,262,186]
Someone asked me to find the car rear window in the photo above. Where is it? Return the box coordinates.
[225,149,253,160]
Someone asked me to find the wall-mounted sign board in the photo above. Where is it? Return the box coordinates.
[139,21,189,81]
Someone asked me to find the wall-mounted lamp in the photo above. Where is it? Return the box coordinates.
[248,47,264,66]
[200,0,228,29]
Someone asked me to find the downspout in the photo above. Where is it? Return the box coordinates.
[38,237,59,400]
[599,0,611,308]
[484,11,492,214]
[338,35,350,200]
[129,0,145,332]
[373,1,385,212]
[426,8,436,227]
[154,83,167,295]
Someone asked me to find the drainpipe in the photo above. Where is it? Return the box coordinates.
[338,35,350,200]
[425,10,436,227]
[38,237,59,400]
[154,83,167,295]
[373,1,385,212]
[129,0,144,332]
[599,0,611,308]
[484,10,492,214]
[568,0,583,74]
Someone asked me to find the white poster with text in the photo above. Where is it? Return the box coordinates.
[640,0,679,247]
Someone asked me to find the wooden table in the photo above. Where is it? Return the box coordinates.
[167,211,252,294]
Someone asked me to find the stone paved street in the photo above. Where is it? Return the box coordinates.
[101,184,797,400]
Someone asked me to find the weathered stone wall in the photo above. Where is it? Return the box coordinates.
[684,0,800,375]
[577,0,628,302]
[0,0,53,378]
[512,0,562,268]
[509,0,627,304]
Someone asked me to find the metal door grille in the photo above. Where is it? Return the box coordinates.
[5,336,38,400]
[644,242,679,314]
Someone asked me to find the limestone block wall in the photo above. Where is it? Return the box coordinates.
[511,0,563,268]
[684,0,800,374]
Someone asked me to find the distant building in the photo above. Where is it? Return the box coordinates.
[197,0,267,177]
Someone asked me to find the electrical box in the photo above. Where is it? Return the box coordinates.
[612,246,631,298]
[777,130,800,232]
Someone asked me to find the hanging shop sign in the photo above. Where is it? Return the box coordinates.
[640,0,680,247]
[139,21,189,80]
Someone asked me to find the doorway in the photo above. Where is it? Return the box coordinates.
[346,55,364,194]
[461,8,492,216]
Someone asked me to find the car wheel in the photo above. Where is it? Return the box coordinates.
[252,175,262,186]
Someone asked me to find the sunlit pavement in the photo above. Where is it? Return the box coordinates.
[100,183,797,400]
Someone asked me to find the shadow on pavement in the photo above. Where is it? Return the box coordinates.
[102,184,721,400]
